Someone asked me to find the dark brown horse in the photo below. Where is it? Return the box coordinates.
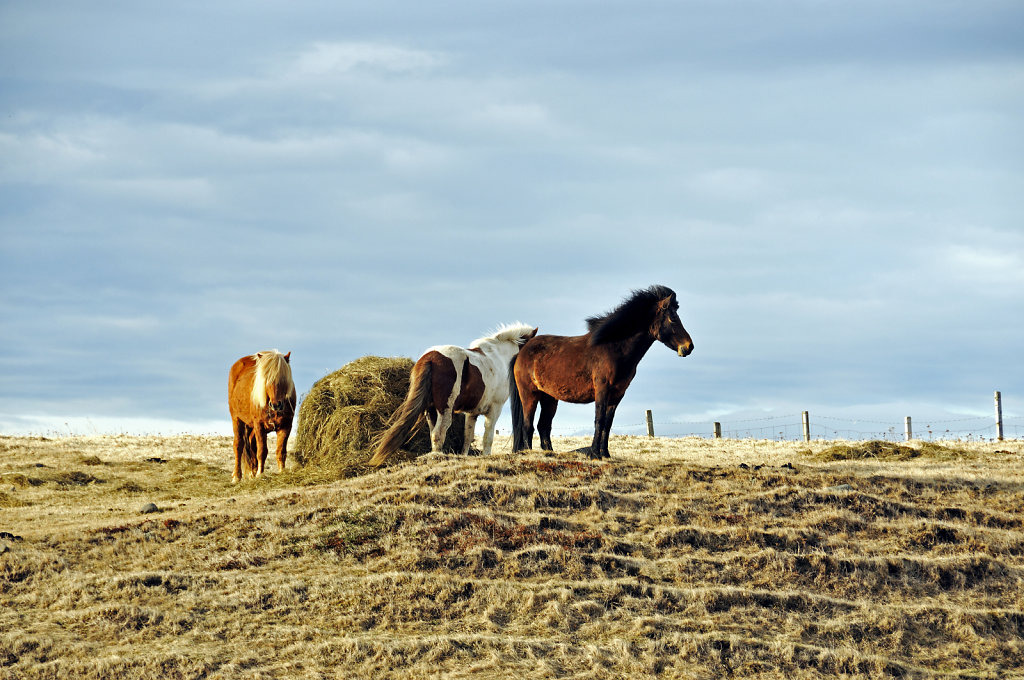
[227,350,296,482]
[510,285,693,459]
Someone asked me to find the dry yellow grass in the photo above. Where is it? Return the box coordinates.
[1,434,1022,678]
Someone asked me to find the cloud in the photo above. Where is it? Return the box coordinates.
[1,2,1021,436]
[684,167,780,202]
[81,177,217,207]
[469,102,559,134]
[287,41,447,78]
[941,245,1024,289]
[0,413,230,436]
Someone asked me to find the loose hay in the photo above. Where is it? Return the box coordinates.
[814,439,969,462]
[294,356,464,475]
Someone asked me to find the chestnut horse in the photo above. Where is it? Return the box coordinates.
[510,285,693,459]
[369,323,538,466]
[227,350,296,482]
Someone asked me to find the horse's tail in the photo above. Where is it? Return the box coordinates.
[509,354,526,452]
[369,361,432,467]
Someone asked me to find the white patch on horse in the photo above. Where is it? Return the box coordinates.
[431,323,535,454]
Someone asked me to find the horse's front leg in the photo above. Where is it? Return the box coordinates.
[462,414,478,455]
[590,388,619,459]
[274,424,290,473]
[590,401,606,460]
[254,426,269,477]
[598,403,618,459]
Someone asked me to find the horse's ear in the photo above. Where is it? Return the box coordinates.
[658,292,677,311]
[529,327,538,339]
[284,351,291,363]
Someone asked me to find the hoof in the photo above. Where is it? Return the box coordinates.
[571,446,601,459]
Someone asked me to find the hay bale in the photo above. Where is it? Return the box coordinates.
[294,356,465,473]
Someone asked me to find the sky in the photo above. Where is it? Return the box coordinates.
[1,1,1022,440]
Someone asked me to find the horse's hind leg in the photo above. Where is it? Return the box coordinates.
[430,409,453,453]
[519,391,539,450]
[537,394,558,451]
[462,414,478,455]
[275,425,290,472]
[231,419,248,483]
[480,404,501,456]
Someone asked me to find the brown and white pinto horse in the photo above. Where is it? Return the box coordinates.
[227,350,296,482]
[369,323,538,467]
[510,285,693,459]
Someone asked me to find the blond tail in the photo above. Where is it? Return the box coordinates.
[368,362,432,466]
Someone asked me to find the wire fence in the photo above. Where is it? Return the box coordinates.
[543,412,1022,442]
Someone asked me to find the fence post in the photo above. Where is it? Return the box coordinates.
[713,422,721,439]
[995,391,1004,441]
[802,411,810,442]
[905,416,912,441]
[645,410,654,437]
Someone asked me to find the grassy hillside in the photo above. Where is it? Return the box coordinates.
[1,434,1022,678]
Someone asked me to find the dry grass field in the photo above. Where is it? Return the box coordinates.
[1,434,1022,679]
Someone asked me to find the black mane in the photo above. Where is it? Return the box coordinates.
[586,285,676,345]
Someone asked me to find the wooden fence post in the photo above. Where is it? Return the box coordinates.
[713,422,721,439]
[802,411,810,442]
[646,410,654,437]
[905,416,912,441]
[995,391,1004,441]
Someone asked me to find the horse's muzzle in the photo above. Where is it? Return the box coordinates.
[677,343,693,357]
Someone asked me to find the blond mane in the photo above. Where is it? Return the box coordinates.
[469,322,535,349]
[251,350,295,409]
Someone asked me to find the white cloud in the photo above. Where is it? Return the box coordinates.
[471,102,557,133]
[60,314,162,333]
[0,129,105,181]
[81,177,217,207]
[684,167,779,201]
[289,41,446,78]
[942,245,1024,289]
[0,414,230,436]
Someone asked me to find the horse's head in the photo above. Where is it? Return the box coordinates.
[265,381,293,415]
[255,351,294,417]
[652,292,694,357]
